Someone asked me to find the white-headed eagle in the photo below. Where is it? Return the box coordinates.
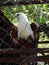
[15,12,34,40]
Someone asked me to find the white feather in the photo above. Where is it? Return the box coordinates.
[15,12,34,40]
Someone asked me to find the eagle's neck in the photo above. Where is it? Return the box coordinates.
[19,16,29,24]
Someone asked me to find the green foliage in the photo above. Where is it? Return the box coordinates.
[1,4,49,24]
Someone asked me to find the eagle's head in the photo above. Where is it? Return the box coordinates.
[14,12,28,22]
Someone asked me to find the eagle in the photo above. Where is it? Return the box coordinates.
[15,12,34,40]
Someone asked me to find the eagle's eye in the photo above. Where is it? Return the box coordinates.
[17,14,20,16]
[15,13,20,17]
